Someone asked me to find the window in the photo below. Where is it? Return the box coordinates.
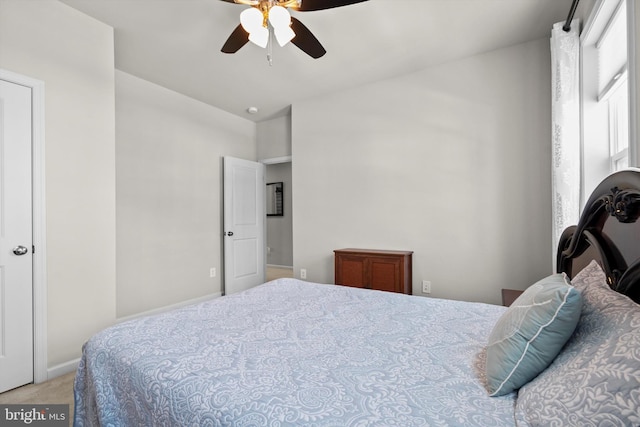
[581,0,631,202]
[596,0,629,172]
[607,77,629,171]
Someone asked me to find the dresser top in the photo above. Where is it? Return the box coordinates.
[334,248,413,255]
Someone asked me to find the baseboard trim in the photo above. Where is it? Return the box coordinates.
[44,292,223,383]
[267,264,293,269]
[116,291,223,324]
[47,358,80,381]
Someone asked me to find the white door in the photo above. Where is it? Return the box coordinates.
[223,156,265,295]
[0,79,34,393]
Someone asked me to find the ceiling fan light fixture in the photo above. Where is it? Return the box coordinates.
[268,5,291,28]
[240,7,263,33]
[248,26,269,47]
[268,5,295,47]
[222,0,365,59]
[274,26,295,46]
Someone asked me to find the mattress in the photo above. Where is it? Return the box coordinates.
[74,278,515,426]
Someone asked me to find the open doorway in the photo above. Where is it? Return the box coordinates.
[265,161,293,281]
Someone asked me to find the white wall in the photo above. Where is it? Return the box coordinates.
[0,0,116,368]
[576,0,597,24]
[257,114,291,160]
[115,71,256,317]
[292,39,553,305]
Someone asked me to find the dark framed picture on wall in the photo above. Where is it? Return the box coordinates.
[266,182,283,216]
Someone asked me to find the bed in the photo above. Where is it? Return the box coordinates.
[74,169,640,426]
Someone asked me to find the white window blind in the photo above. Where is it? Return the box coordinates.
[597,1,627,95]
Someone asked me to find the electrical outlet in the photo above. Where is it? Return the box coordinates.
[422,280,431,294]
[210,268,216,278]
[300,269,307,279]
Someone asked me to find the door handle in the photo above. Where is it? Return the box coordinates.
[12,246,29,256]
[225,231,234,236]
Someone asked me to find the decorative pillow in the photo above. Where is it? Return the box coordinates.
[485,273,582,396]
[515,260,640,427]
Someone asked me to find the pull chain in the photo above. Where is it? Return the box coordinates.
[267,26,273,66]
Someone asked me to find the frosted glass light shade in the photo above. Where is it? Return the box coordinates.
[274,26,295,46]
[248,26,269,48]
[240,7,263,33]
[268,6,291,28]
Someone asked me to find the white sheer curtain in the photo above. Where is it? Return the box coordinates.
[551,20,580,266]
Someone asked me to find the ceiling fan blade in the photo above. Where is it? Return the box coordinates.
[290,17,326,58]
[221,24,250,53]
[218,0,258,4]
[292,0,368,12]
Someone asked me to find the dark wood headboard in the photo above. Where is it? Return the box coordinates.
[557,168,640,304]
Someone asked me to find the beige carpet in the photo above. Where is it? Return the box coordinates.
[266,265,294,281]
[0,372,75,426]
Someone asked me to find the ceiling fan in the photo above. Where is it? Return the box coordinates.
[220,0,368,60]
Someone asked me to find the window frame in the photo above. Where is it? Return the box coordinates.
[580,0,636,206]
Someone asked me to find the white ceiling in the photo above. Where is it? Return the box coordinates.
[60,0,576,122]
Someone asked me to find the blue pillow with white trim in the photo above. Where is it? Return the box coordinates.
[485,273,582,396]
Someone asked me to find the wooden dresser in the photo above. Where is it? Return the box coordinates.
[334,249,413,294]
[501,289,524,307]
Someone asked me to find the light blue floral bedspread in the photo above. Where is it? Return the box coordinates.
[74,279,515,426]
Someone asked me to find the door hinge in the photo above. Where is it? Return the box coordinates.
[32,245,35,254]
